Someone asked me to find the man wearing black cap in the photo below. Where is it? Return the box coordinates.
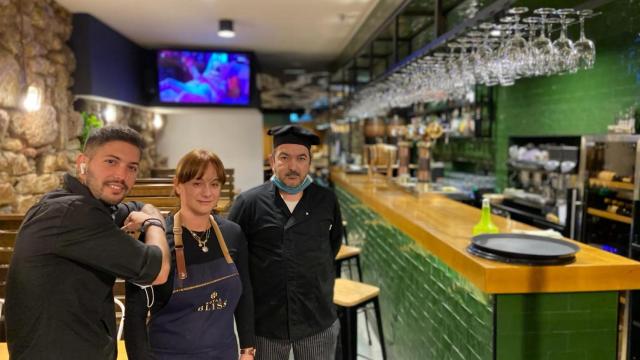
[228,125,343,360]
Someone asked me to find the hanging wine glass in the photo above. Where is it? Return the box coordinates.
[465,30,483,81]
[504,7,529,76]
[476,22,496,85]
[552,9,578,74]
[532,8,556,76]
[456,38,476,88]
[522,17,542,77]
[494,23,516,86]
[574,9,596,70]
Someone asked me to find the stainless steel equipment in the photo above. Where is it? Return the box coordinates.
[577,134,640,359]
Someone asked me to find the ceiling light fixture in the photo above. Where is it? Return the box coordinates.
[218,19,235,38]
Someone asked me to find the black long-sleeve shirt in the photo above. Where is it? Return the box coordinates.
[227,181,343,340]
[5,174,162,360]
[124,214,255,359]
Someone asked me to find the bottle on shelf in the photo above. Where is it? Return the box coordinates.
[472,198,500,236]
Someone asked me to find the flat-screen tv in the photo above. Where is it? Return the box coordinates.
[156,49,252,106]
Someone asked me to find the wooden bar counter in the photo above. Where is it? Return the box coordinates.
[332,169,639,360]
[332,171,640,294]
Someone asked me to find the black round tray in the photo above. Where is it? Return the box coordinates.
[467,233,580,266]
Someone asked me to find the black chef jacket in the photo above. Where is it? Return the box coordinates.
[227,181,343,340]
[5,174,163,360]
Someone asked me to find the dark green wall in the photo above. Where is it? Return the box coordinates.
[496,292,618,360]
[493,0,640,189]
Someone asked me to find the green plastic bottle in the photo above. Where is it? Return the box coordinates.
[472,198,500,236]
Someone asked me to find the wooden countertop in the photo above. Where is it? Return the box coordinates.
[332,170,640,294]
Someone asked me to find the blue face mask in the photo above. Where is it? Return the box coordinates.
[271,174,313,194]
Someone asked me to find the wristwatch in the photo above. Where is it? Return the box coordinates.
[240,347,256,356]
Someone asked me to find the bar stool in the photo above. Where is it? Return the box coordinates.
[335,244,363,281]
[334,278,387,360]
[335,244,372,345]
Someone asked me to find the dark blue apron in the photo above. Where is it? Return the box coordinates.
[148,213,242,360]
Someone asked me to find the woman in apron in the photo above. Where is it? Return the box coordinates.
[124,149,255,359]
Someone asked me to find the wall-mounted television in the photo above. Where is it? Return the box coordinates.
[156,49,252,106]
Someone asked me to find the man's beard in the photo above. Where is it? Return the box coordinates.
[85,171,129,205]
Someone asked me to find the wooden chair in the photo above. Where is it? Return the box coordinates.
[128,184,174,197]
[135,177,173,184]
[334,278,386,360]
[124,196,180,214]
[131,168,236,214]
[0,215,24,231]
[0,231,16,342]
[150,168,175,178]
[0,231,16,300]
[0,231,17,248]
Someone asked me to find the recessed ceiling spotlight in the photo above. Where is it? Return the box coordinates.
[218,19,235,38]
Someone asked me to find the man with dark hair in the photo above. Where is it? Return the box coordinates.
[5,125,171,360]
[83,125,146,155]
[228,125,343,360]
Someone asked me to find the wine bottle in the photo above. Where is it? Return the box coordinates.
[473,198,500,236]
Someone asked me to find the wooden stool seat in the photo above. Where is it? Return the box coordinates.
[334,278,379,307]
[335,245,361,261]
[334,278,386,360]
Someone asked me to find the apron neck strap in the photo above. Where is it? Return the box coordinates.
[173,211,188,279]
[173,211,234,279]
[209,214,233,264]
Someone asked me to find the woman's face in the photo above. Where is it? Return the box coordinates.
[176,163,221,216]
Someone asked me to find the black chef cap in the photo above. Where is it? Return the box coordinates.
[268,125,320,149]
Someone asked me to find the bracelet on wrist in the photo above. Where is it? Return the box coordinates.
[141,218,165,233]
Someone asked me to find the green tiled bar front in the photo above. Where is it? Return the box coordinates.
[336,186,620,359]
[336,186,495,360]
[496,292,618,360]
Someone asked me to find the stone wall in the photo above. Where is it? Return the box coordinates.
[0,0,82,213]
[75,97,162,178]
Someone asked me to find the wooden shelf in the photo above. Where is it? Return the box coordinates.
[587,207,632,224]
[588,178,635,191]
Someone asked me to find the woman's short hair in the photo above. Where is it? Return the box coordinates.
[174,149,227,189]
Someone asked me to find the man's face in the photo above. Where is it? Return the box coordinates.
[77,140,140,205]
[270,143,311,188]
[175,163,221,217]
